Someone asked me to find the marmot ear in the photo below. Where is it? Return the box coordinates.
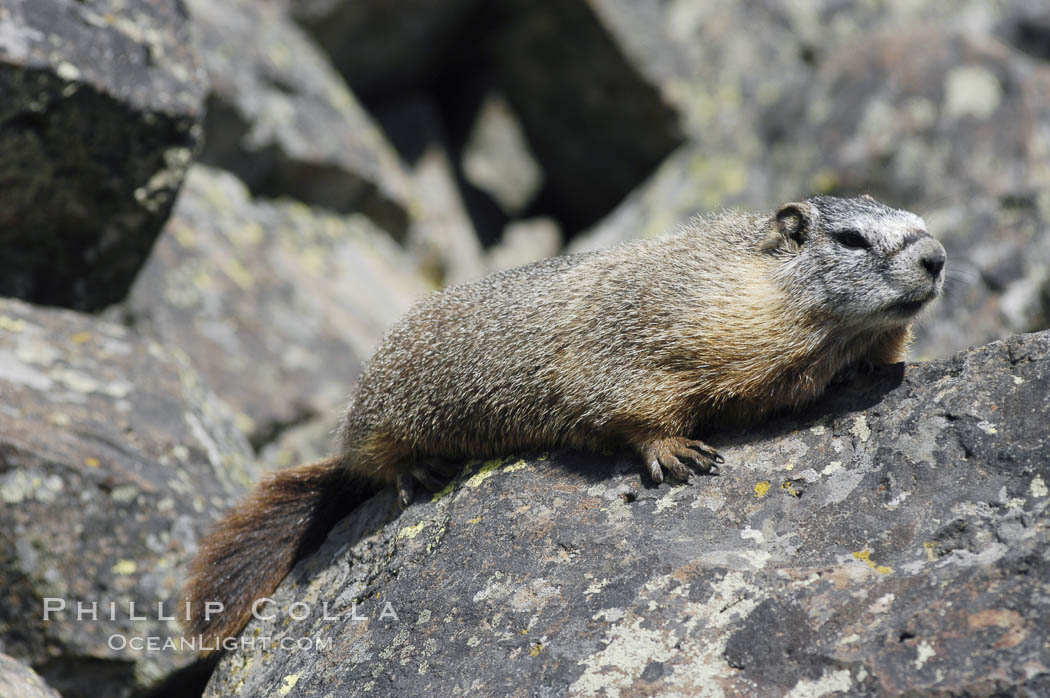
[775,202,815,246]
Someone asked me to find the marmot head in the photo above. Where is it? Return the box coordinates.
[762,194,946,331]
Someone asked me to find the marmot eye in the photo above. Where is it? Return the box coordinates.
[833,229,870,249]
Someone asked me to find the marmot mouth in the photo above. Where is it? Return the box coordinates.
[889,292,936,316]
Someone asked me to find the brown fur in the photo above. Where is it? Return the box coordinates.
[184,457,375,649]
[183,196,944,648]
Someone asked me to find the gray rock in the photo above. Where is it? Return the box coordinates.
[0,297,259,698]
[185,0,415,236]
[126,165,431,450]
[461,93,543,217]
[0,653,60,698]
[257,413,340,473]
[485,218,563,275]
[0,0,204,310]
[204,330,1050,695]
[287,0,482,100]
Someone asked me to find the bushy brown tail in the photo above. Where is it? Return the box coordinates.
[182,456,375,650]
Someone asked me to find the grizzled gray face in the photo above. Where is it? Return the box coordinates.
[771,195,946,330]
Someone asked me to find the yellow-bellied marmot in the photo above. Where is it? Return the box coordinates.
[184,194,946,647]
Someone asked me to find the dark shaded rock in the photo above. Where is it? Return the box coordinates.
[0,298,260,697]
[0,653,60,698]
[205,330,1050,695]
[474,0,684,232]
[125,165,431,451]
[288,0,482,101]
[0,0,205,311]
[185,0,415,236]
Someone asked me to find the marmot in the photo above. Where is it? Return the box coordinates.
[184,195,945,646]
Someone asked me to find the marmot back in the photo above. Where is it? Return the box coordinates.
[184,195,946,647]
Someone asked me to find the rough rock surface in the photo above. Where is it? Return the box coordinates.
[126,165,431,452]
[0,653,60,698]
[0,0,205,310]
[186,0,414,236]
[205,331,1050,695]
[0,298,259,698]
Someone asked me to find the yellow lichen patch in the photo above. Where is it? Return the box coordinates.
[48,413,72,427]
[754,481,771,498]
[923,542,938,561]
[852,549,892,574]
[222,258,254,290]
[276,673,300,696]
[505,459,528,473]
[780,480,801,498]
[0,315,27,332]
[71,331,93,344]
[397,521,427,541]
[112,560,137,575]
[811,169,840,194]
[171,220,197,248]
[468,516,482,524]
[430,479,456,502]
[84,457,101,468]
[234,412,256,435]
[464,458,509,489]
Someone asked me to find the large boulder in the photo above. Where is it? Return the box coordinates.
[185,0,415,237]
[125,165,431,453]
[0,298,259,698]
[0,0,205,310]
[204,331,1050,695]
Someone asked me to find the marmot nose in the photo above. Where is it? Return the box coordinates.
[920,250,945,278]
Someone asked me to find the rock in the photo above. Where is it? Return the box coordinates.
[287,0,482,100]
[257,414,339,473]
[485,218,562,275]
[461,93,543,217]
[0,298,259,698]
[185,0,414,236]
[477,0,684,231]
[125,165,431,451]
[371,96,487,285]
[204,330,1050,695]
[0,0,205,310]
[0,653,60,698]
